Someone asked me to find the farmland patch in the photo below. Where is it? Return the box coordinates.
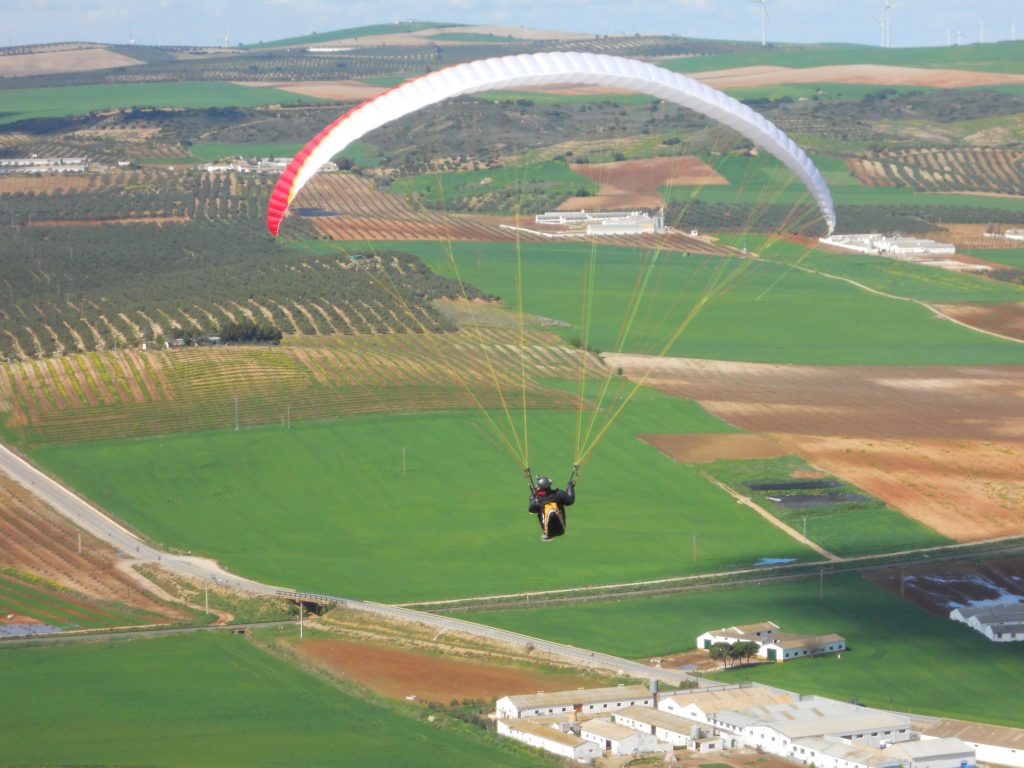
[562,156,728,210]
[298,637,600,703]
[612,355,1024,542]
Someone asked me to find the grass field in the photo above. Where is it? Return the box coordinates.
[30,388,826,603]
[355,240,1024,365]
[470,573,1024,726]
[0,83,326,125]
[391,160,598,207]
[703,457,951,556]
[662,151,1024,211]
[752,237,1024,304]
[724,83,930,101]
[661,41,1024,74]
[0,630,551,767]
[0,569,165,630]
[246,21,454,49]
[966,247,1024,269]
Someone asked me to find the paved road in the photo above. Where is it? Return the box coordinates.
[0,443,695,685]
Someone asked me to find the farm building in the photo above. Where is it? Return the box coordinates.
[819,234,956,256]
[758,633,847,662]
[495,684,654,719]
[696,622,845,662]
[535,208,667,235]
[949,605,1024,642]
[496,719,602,764]
[612,705,729,751]
[581,718,664,756]
[912,715,1024,768]
[496,683,978,768]
[658,686,973,768]
[697,621,780,648]
[0,157,88,174]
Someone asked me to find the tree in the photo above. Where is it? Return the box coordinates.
[708,642,734,668]
[731,641,760,667]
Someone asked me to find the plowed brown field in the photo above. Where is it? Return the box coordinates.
[296,173,735,253]
[299,638,599,702]
[610,354,1024,542]
[561,157,728,210]
[0,47,143,77]
[935,302,1024,342]
[0,470,184,620]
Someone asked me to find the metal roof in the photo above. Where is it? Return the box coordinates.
[582,719,641,741]
[499,719,588,749]
[503,685,651,711]
[913,717,1024,750]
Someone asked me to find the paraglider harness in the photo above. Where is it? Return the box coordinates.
[525,464,579,541]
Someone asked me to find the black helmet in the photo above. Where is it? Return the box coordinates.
[536,476,552,491]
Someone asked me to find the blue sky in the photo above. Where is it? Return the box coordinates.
[5,0,1022,49]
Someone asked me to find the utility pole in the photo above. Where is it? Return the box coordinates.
[402,447,407,476]
[691,532,697,564]
[205,584,209,614]
[802,515,808,540]
[819,568,824,599]
[299,602,304,639]
[77,532,82,555]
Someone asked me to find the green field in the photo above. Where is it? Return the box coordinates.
[751,237,1024,304]
[661,151,1024,211]
[246,21,455,49]
[347,240,1024,365]
[471,574,1024,726]
[0,83,326,125]
[391,160,598,207]
[31,390,825,603]
[662,41,1024,74]
[0,631,550,767]
[703,457,951,556]
[966,247,1024,269]
[724,83,931,101]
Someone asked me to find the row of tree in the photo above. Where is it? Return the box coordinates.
[707,641,761,669]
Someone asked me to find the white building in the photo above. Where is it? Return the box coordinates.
[758,633,847,662]
[949,605,1024,642]
[697,621,780,649]
[697,622,845,662]
[496,719,602,764]
[535,208,667,235]
[820,233,956,256]
[0,157,88,174]
[913,716,1024,768]
[495,685,654,720]
[613,705,729,751]
[581,718,665,756]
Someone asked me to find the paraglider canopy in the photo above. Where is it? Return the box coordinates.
[266,51,836,237]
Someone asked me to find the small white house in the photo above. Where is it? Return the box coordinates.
[758,633,847,662]
[696,621,780,649]
[497,719,602,764]
[581,718,665,756]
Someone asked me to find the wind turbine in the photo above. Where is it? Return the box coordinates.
[979,19,985,44]
[128,28,135,46]
[882,1,896,48]
[753,0,768,47]
[877,15,887,47]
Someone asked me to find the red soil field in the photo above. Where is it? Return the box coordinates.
[610,354,1024,542]
[640,433,788,463]
[297,637,600,703]
[562,156,728,210]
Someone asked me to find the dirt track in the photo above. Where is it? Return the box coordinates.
[611,354,1024,542]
